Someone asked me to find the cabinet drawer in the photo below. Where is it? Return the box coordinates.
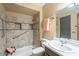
[45,47,59,56]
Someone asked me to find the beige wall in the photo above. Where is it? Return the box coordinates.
[16,3,42,11]
[42,3,67,39]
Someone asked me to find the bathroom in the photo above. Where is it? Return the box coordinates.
[0,3,79,56]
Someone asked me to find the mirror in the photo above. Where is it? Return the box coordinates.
[56,3,79,41]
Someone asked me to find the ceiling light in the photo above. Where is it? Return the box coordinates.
[67,3,75,8]
[75,3,79,5]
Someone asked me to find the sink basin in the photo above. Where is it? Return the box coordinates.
[49,40,75,52]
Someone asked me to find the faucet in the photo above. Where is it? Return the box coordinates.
[59,38,68,46]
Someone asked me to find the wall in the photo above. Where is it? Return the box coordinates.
[5,11,33,48]
[0,10,34,55]
[16,3,41,11]
[42,3,67,39]
[6,11,33,24]
[43,3,79,40]
[0,4,7,55]
[16,3,43,40]
[16,4,42,47]
[33,13,40,47]
[0,3,41,55]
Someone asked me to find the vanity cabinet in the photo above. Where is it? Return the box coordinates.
[45,47,60,56]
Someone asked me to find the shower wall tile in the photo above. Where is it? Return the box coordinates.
[33,14,40,48]
[5,11,34,49]
[0,4,7,56]
[0,31,6,55]
[21,24,32,30]
[6,11,33,24]
[0,5,40,55]
[0,6,34,56]
[33,30,40,47]
[0,20,2,29]
[6,23,21,29]
[6,30,33,48]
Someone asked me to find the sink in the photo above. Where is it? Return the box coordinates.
[49,40,76,52]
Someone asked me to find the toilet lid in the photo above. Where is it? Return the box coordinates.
[32,47,45,54]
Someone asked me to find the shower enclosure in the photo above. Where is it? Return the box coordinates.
[0,4,40,56]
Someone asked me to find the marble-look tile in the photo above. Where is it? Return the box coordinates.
[6,30,33,48]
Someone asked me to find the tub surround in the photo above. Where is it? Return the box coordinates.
[0,4,7,56]
[0,4,40,56]
[4,11,34,48]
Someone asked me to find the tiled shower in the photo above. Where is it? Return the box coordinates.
[0,4,40,56]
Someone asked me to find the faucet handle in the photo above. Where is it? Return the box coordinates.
[60,38,68,45]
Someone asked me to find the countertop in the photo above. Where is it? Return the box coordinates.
[42,40,79,56]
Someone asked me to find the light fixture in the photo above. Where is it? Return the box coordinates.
[67,3,75,8]
[75,3,79,5]
[67,3,79,8]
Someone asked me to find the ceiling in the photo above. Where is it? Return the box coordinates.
[2,3,39,16]
[33,3,45,7]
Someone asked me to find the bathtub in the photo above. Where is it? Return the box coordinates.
[10,45,45,56]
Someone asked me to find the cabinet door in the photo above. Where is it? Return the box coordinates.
[45,47,60,56]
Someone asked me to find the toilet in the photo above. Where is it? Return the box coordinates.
[32,38,50,56]
[32,47,45,56]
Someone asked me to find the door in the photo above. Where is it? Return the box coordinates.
[60,15,71,38]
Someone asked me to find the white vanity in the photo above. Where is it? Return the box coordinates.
[42,38,79,56]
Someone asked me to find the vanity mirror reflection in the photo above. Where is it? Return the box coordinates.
[56,3,79,41]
